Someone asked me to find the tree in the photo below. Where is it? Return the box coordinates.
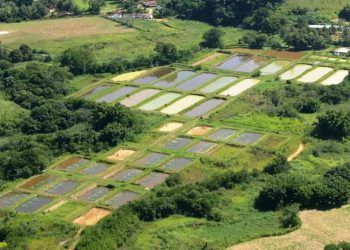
[241,32,268,49]
[200,28,224,48]
[339,5,350,21]
[153,42,179,65]
[60,47,97,75]
[88,0,105,14]
[313,111,350,140]
[284,27,327,51]
[264,155,290,175]
[296,98,320,113]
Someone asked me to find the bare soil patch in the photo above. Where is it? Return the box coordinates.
[73,208,111,226]
[158,122,184,132]
[108,149,135,161]
[187,126,212,136]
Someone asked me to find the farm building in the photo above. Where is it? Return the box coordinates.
[333,47,350,56]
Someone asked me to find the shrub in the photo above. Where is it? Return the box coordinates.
[264,155,290,175]
[313,111,350,140]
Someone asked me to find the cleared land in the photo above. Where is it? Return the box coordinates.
[229,206,350,250]
[73,208,111,226]
[0,17,134,44]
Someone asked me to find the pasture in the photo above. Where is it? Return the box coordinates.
[0,17,134,44]
[0,17,246,62]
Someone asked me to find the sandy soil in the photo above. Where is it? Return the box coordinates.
[287,143,305,161]
[158,122,184,132]
[107,149,135,161]
[187,126,212,136]
[73,208,111,226]
[112,70,148,82]
[229,206,350,250]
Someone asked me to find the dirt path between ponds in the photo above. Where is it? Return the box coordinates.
[287,143,305,161]
[229,205,350,250]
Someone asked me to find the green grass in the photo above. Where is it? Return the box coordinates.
[279,0,346,18]
[0,95,28,120]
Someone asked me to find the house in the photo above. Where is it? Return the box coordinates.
[333,47,350,56]
[143,1,156,8]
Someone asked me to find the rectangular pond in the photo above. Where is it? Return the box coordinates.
[220,79,260,97]
[136,152,169,167]
[162,137,193,150]
[106,191,139,208]
[233,132,262,145]
[134,68,174,84]
[139,92,182,111]
[216,54,252,71]
[187,141,217,154]
[20,175,57,190]
[83,85,111,99]
[260,60,290,75]
[78,187,110,202]
[135,172,169,189]
[57,157,89,172]
[234,56,268,73]
[184,98,224,118]
[208,128,238,141]
[154,70,196,88]
[279,64,312,80]
[120,89,161,108]
[175,73,217,91]
[0,192,28,209]
[162,157,193,172]
[81,163,109,175]
[200,76,237,93]
[321,70,349,85]
[111,168,143,182]
[45,180,79,195]
[97,86,138,103]
[160,95,204,115]
[15,196,53,213]
[298,67,333,83]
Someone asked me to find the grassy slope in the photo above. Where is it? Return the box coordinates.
[280,0,347,19]
[0,94,28,121]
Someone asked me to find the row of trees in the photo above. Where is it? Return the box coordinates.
[0,0,106,22]
[59,41,195,76]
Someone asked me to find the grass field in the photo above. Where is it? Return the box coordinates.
[0,17,134,44]
[0,17,245,62]
[280,0,347,18]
